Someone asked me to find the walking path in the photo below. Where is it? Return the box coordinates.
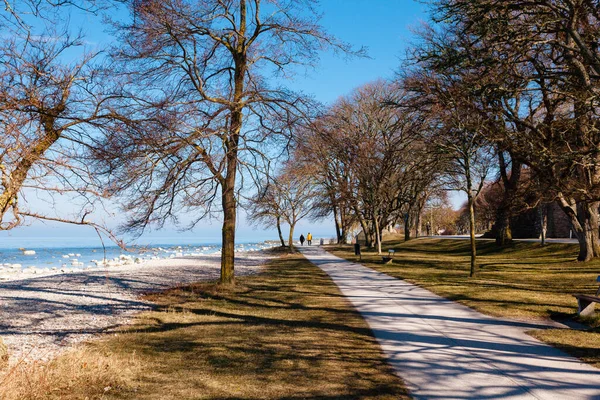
[299,246,600,400]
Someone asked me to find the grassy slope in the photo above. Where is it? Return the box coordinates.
[1,253,409,400]
[329,237,600,368]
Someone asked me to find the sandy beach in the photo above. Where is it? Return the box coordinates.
[0,251,273,363]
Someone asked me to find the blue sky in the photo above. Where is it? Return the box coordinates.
[2,1,452,246]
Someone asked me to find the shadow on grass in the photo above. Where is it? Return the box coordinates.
[104,254,410,400]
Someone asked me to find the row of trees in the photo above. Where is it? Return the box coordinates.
[270,0,600,276]
[415,0,600,262]
[4,0,600,282]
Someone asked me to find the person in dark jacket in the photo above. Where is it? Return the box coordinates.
[300,234,305,246]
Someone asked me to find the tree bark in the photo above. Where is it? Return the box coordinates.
[404,212,411,242]
[221,171,237,284]
[276,216,285,247]
[556,195,600,261]
[333,203,342,244]
[468,193,477,277]
[339,206,348,244]
[495,152,521,246]
[495,206,512,247]
[413,194,427,238]
[354,204,371,247]
[220,1,247,285]
[288,222,296,250]
[374,213,382,255]
[414,209,422,238]
[0,116,62,224]
[539,205,547,246]
[576,201,600,262]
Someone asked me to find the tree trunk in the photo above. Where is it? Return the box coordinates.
[288,222,296,250]
[539,206,547,246]
[0,117,61,227]
[220,2,246,285]
[340,206,348,244]
[374,214,382,255]
[368,226,376,248]
[495,151,521,247]
[414,210,421,238]
[404,212,411,242]
[495,206,512,247]
[354,205,371,247]
[576,201,600,262]
[276,216,285,247]
[221,171,237,284]
[333,203,342,244]
[556,196,600,261]
[413,194,427,238]
[468,193,477,277]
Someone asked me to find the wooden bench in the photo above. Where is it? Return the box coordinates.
[382,249,395,264]
[574,276,600,316]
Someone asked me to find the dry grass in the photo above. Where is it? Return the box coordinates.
[1,253,409,399]
[0,346,140,400]
[329,236,600,368]
[530,328,600,368]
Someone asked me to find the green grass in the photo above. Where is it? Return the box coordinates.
[1,252,409,400]
[329,237,600,368]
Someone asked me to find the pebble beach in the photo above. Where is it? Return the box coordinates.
[0,250,275,364]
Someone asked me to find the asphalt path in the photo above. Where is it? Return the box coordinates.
[300,246,600,400]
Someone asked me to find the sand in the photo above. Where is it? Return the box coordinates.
[0,252,273,363]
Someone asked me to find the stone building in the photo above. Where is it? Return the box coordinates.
[507,202,573,239]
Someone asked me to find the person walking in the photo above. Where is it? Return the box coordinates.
[307,232,312,245]
[299,234,305,246]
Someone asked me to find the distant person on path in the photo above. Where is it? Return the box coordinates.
[300,234,305,246]
[307,232,312,245]
[426,222,431,236]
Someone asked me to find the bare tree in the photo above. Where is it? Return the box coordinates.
[405,68,495,276]
[299,80,443,253]
[246,181,286,247]
[0,26,123,243]
[430,0,600,261]
[296,116,356,244]
[94,0,359,283]
[275,165,318,250]
[0,0,103,29]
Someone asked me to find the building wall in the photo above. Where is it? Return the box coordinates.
[546,202,573,238]
[508,202,573,239]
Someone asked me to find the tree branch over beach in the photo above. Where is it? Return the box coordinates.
[0,26,123,239]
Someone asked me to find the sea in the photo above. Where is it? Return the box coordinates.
[0,236,278,272]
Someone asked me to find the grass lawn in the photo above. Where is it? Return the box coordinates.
[1,252,409,400]
[328,237,600,368]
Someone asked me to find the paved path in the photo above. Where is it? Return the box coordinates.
[299,246,600,400]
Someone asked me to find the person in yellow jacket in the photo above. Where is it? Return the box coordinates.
[307,232,312,246]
